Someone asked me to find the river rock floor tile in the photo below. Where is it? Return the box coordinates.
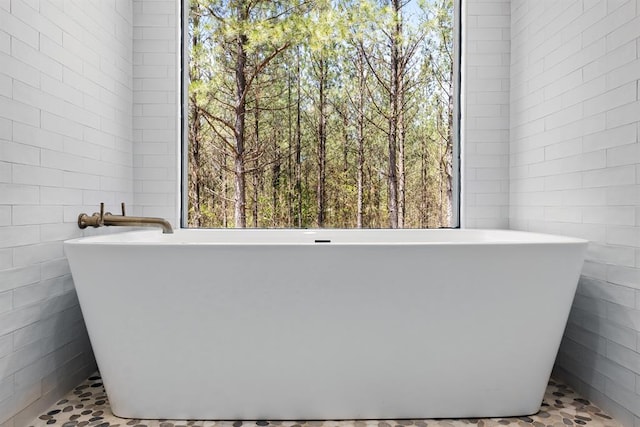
[28,374,620,427]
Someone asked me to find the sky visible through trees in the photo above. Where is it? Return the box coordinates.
[187,0,454,228]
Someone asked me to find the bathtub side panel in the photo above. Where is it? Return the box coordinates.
[65,241,585,419]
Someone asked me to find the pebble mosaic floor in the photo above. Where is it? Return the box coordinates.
[29,374,620,427]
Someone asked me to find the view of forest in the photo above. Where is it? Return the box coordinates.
[187,0,455,228]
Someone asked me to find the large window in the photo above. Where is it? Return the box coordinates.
[184,0,459,228]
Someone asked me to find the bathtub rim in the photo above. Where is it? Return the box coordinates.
[64,228,588,246]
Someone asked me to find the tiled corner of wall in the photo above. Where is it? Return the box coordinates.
[509,1,640,426]
[0,1,135,425]
[132,0,180,226]
[462,0,511,229]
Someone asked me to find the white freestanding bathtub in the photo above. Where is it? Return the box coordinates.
[64,229,587,420]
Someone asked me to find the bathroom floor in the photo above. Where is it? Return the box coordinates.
[29,374,619,427]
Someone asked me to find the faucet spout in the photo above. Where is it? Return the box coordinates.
[102,213,174,234]
[77,202,174,234]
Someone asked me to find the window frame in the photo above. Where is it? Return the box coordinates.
[179,0,462,229]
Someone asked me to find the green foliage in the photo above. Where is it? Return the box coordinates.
[187,0,455,228]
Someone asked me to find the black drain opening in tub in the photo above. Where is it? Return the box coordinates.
[314,239,331,243]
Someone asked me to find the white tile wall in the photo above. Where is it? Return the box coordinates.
[132,0,180,225]
[462,0,510,229]
[0,1,134,425]
[509,1,640,426]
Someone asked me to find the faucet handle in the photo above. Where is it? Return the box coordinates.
[121,202,126,216]
[99,202,105,221]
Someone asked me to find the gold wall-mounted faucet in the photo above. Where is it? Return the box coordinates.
[78,203,174,234]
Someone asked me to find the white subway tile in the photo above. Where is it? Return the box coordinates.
[141,52,174,66]
[12,122,63,151]
[581,277,637,308]
[606,58,640,91]
[11,1,61,43]
[0,291,11,315]
[0,141,39,167]
[13,309,77,351]
[41,75,82,108]
[561,75,607,108]
[40,259,69,281]
[0,207,10,226]
[0,74,11,98]
[588,242,636,267]
[544,138,582,160]
[0,96,39,128]
[62,172,100,190]
[0,28,9,54]
[584,206,636,226]
[13,278,64,309]
[0,116,10,140]
[563,323,607,359]
[0,52,40,89]
[606,185,640,206]
[607,265,640,290]
[607,226,640,248]
[584,82,638,118]
[0,265,40,293]
[602,318,638,350]
[12,165,63,187]
[0,162,9,184]
[40,112,83,140]
[39,34,82,73]
[13,242,63,268]
[0,374,12,403]
[582,0,636,47]
[39,187,82,206]
[583,165,636,188]
[543,69,584,102]
[583,123,637,152]
[0,8,38,49]
[544,172,583,191]
[0,333,11,359]
[0,184,39,205]
[544,206,582,223]
[39,223,81,243]
[11,38,62,81]
[606,340,640,374]
[12,206,63,226]
[583,39,637,82]
[133,13,168,27]
[0,304,41,338]
[0,250,12,271]
[604,378,640,419]
[605,14,640,52]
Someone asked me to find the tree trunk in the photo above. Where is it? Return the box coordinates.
[397,75,406,229]
[234,154,246,228]
[188,9,202,227]
[356,49,365,229]
[420,137,429,228]
[272,126,281,227]
[252,89,260,227]
[233,5,248,228]
[295,47,303,228]
[221,150,228,228]
[287,61,293,227]
[188,96,202,227]
[316,56,327,228]
[445,64,454,227]
[387,0,401,229]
